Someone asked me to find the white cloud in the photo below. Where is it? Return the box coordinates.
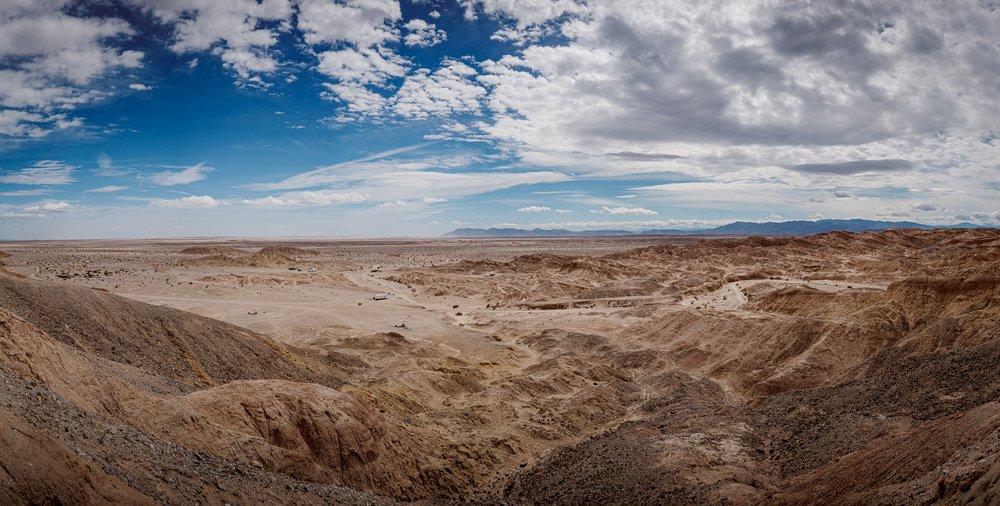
[0,4,142,139]
[462,0,1000,215]
[93,153,132,176]
[295,0,409,114]
[245,149,569,204]
[149,162,212,186]
[392,60,487,119]
[422,197,448,203]
[403,19,447,47]
[494,219,731,231]
[215,46,278,80]
[316,48,407,86]
[24,201,73,213]
[296,0,401,47]
[139,0,291,84]
[0,109,48,138]
[128,83,152,91]
[0,160,76,184]
[3,199,80,219]
[461,0,587,27]
[241,191,368,207]
[149,195,219,208]
[85,185,129,193]
[518,205,551,212]
[316,47,409,118]
[490,25,550,46]
[0,188,53,197]
[377,199,408,208]
[594,206,658,216]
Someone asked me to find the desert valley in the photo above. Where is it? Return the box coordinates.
[1,229,999,504]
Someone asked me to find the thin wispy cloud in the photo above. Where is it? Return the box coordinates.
[0,161,76,185]
[85,185,129,193]
[149,163,213,186]
[24,201,74,213]
[149,195,219,208]
[0,188,54,196]
[241,191,368,207]
[93,154,132,176]
[594,206,658,216]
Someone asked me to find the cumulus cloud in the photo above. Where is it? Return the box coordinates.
[149,162,212,186]
[316,47,408,118]
[422,197,448,203]
[149,195,219,208]
[296,0,401,47]
[404,19,447,47]
[298,0,409,118]
[518,205,552,212]
[128,83,153,91]
[462,0,589,27]
[136,0,291,84]
[0,3,143,139]
[594,206,658,216]
[392,60,487,119]
[377,199,408,208]
[0,160,76,184]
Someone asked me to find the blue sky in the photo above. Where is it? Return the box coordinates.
[0,0,998,239]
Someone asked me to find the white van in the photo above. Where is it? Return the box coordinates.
[372,293,389,300]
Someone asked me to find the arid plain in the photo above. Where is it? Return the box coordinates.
[1,229,999,504]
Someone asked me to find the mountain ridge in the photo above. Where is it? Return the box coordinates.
[445,219,985,238]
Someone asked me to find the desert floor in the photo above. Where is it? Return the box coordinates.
[1,230,999,504]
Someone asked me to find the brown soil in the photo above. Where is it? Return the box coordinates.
[178,245,246,255]
[1,229,999,504]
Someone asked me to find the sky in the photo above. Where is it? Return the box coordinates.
[0,0,998,239]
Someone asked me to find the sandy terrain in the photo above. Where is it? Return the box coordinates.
[1,229,999,504]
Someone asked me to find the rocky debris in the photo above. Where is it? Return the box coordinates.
[0,365,395,505]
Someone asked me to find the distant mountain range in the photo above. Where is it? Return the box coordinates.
[444,219,984,238]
